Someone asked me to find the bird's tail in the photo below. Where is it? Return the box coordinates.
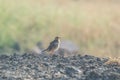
[42,49,47,52]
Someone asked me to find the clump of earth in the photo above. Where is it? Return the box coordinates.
[0,53,120,80]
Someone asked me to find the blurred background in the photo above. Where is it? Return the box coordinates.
[0,0,120,57]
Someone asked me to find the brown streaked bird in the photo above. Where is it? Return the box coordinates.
[42,37,60,54]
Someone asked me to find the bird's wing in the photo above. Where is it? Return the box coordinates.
[47,40,58,50]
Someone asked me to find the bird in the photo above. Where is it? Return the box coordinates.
[42,37,60,54]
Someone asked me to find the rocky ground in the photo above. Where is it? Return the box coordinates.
[0,53,120,80]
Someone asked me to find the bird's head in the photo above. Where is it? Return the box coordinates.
[55,36,60,40]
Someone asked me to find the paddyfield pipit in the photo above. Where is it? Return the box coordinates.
[42,37,60,54]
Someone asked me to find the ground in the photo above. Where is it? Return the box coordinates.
[0,53,120,80]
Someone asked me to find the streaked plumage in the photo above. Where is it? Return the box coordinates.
[42,37,60,54]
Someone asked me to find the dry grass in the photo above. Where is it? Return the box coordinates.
[0,0,120,57]
[105,57,120,66]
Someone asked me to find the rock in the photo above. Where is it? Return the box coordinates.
[12,42,20,51]
[60,40,79,53]
[0,53,120,80]
[32,42,44,54]
[65,66,83,78]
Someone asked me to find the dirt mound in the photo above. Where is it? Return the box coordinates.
[0,53,120,80]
